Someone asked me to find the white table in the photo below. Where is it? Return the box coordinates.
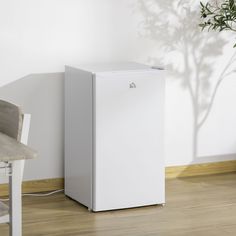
[0,132,36,236]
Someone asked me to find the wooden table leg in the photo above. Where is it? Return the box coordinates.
[9,161,22,236]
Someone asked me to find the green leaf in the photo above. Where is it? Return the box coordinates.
[229,0,235,9]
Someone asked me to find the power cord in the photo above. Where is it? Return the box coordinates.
[0,189,64,202]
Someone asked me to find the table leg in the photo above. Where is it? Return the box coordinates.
[9,161,22,236]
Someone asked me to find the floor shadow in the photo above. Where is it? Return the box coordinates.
[0,73,64,183]
[135,0,236,172]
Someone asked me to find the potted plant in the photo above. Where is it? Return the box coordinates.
[200,0,236,46]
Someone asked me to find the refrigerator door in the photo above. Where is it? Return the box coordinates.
[94,70,165,211]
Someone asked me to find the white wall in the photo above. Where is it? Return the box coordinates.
[0,0,236,182]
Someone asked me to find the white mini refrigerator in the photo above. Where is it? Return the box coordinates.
[65,63,165,212]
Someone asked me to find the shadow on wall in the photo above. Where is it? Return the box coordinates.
[0,73,64,183]
[136,0,236,170]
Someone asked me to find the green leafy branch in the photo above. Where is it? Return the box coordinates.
[199,0,236,47]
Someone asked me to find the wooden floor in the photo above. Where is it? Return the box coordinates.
[1,172,236,236]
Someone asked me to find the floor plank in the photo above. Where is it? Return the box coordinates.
[1,172,236,235]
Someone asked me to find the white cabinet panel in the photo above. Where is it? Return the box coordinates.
[94,71,165,211]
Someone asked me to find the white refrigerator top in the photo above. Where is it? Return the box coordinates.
[66,62,164,74]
